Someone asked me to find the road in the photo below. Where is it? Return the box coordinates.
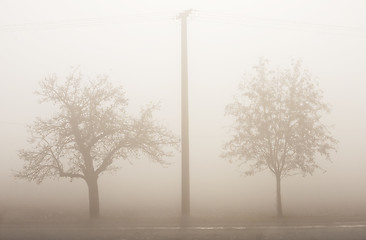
[1,223,366,240]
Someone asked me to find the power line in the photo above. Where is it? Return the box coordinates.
[198,10,366,31]
[0,11,178,32]
[195,10,366,38]
[2,9,365,38]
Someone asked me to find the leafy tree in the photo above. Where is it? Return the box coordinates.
[223,59,337,217]
[16,70,178,218]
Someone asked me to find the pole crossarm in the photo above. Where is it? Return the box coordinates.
[176,9,193,20]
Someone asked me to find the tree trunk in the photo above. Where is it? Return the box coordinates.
[276,174,283,218]
[86,176,100,218]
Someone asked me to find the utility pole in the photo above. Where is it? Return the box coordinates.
[177,9,192,222]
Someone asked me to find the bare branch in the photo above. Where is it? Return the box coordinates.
[223,59,337,179]
[17,70,178,186]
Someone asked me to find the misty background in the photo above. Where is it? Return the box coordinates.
[1,0,365,220]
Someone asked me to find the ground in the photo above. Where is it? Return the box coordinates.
[1,216,366,240]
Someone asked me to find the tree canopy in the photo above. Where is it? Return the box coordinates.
[223,59,337,216]
[16,70,178,217]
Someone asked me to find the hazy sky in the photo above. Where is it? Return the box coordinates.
[1,0,366,218]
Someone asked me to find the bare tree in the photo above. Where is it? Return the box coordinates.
[16,70,178,218]
[223,59,337,217]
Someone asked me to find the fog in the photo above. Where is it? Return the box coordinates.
[1,0,366,222]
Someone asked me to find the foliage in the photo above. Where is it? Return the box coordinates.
[223,59,337,178]
[16,70,179,183]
